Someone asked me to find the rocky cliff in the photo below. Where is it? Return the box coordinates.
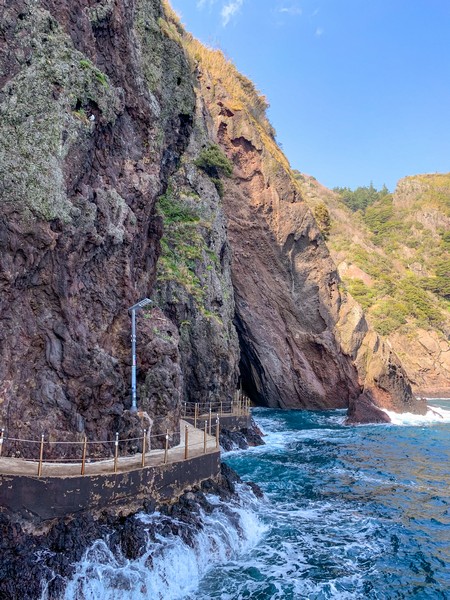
[298,173,450,398]
[0,0,195,449]
[182,33,424,419]
[0,0,425,450]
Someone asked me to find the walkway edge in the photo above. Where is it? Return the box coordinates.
[0,450,220,523]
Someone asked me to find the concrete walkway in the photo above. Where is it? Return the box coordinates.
[0,420,217,479]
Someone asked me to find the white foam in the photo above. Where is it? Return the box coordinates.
[64,485,266,600]
[382,405,450,426]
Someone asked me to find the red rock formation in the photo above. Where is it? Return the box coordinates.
[191,58,426,418]
[0,0,426,450]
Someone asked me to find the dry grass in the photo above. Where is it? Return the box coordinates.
[161,1,298,187]
[162,3,273,135]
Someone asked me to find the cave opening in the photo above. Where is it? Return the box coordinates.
[235,313,269,408]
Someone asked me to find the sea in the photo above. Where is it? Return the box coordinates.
[62,400,450,600]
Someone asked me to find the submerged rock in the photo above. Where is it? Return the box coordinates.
[220,418,265,451]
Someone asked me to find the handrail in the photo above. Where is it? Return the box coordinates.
[0,392,252,478]
[0,418,228,478]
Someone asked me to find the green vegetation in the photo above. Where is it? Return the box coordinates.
[156,184,218,313]
[362,195,411,248]
[330,178,450,337]
[396,278,441,326]
[423,258,450,300]
[333,183,390,213]
[344,279,377,309]
[370,300,409,336]
[194,145,233,197]
[158,186,199,223]
[344,272,443,335]
[79,58,108,87]
[314,203,331,239]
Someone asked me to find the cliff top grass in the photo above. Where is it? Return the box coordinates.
[162,1,293,178]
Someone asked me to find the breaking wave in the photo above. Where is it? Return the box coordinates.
[61,405,450,599]
[383,400,450,426]
[63,485,266,600]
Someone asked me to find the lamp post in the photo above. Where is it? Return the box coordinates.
[128,298,152,413]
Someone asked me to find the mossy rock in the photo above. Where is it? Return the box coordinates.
[0,6,122,222]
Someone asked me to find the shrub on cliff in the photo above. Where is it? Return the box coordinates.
[423,258,450,300]
[194,144,233,196]
[314,203,331,239]
[159,186,199,223]
[344,278,377,309]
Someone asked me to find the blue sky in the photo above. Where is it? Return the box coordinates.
[169,0,450,191]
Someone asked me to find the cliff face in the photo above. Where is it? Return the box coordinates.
[0,0,195,447]
[187,46,423,417]
[0,0,424,448]
[299,173,450,398]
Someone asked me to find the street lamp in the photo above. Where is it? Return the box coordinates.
[128,298,152,413]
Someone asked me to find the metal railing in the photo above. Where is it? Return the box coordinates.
[0,419,221,479]
[182,390,251,428]
[0,391,253,478]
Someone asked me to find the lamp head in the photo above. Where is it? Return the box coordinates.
[129,298,152,313]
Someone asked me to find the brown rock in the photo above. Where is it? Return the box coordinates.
[0,0,195,452]
[345,392,392,424]
[191,53,423,419]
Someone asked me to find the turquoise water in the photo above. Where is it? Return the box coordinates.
[66,402,450,600]
[199,402,450,599]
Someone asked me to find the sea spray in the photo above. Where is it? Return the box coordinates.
[63,484,266,600]
[219,406,450,599]
[382,404,450,426]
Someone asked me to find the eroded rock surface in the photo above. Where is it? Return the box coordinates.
[191,55,424,417]
[0,0,426,455]
[0,0,195,450]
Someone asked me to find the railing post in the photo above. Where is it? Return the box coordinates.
[37,434,44,477]
[0,428,4,457]
[183,402,186,417]
[81,436,87,475]
[216,417,220,449]
[164,429,169,464]
[220,401,223,416]
[184,425,189,460]
[209,406,212,436]
[114,432,119,473]
[204,420,207,453]
[194,403,198,429]
[141,429,147,468]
